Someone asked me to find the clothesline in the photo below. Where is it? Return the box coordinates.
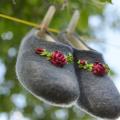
[0,14,59,33]
[0,13,120,49]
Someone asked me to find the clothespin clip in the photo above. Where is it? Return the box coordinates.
[37,6,56,37]
[66,10,89,50]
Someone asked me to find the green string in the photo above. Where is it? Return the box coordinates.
[0,14,60,33]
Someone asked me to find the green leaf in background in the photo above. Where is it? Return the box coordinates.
[99,0,112,3]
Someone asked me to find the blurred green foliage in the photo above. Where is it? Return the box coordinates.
[0,0,111,120]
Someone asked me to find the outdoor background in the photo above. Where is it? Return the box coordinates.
[0,0,120,120]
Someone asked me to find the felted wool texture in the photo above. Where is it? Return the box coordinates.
[74,49,120,119]
[57,32,92,51]
[57,32,72,46]
[57,32,120,118]
[16,29,80,107]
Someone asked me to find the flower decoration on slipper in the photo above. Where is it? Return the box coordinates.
[50,51,67,67]
[35,48,45,54]
[35,48,73,67]
[77,60,111,76]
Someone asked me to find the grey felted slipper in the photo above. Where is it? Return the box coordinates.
[69,33,120,119]
[74,48,120,119]
[57,31,120,119]
[16,29,80,107]
[57,32,72,46]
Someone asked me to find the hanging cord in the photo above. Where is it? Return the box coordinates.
[1,14,120,50]
[0,14,59,33]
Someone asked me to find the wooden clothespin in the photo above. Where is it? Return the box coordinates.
[37,6,56,37]
[66,10,89,50]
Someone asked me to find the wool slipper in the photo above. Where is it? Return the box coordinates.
[65,32,120,119]
[57,32,72,46]
[16,29,80,107]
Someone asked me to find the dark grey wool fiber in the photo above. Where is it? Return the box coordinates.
[74,49,120,119]
[16,29,80,107]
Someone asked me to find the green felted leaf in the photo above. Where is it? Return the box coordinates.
[66,53,73,63]
[77,60,80,64]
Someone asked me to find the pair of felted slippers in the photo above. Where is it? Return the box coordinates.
[16,6,120,119]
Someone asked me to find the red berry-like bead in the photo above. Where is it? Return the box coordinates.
[92,61,106,76]
[50,51,67,67]
[80,60,86,65]
[35,48,45,54]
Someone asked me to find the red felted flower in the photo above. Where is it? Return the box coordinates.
[35,48,45,54]
[80,60,86,65]
[50,51,67,67]
[92,61,106,76]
